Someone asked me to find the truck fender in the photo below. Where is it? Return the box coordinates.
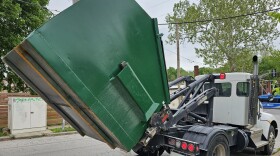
[183,125,229,151]
[257,112,278,139]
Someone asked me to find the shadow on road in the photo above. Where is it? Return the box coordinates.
[232,148,278,156]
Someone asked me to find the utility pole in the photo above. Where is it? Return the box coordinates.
[176,24,182,103]
[176,24,180,79]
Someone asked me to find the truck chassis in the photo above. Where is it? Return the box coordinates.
[134,57,277,156]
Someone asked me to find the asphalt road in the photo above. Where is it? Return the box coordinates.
[0,134,127,156]
[0,109,279,156]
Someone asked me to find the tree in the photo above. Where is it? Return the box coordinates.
[259,50,280,79]
[167,67,177,81]
[199,65,230,75]
[167,67,193,81]
[269,12,280,22]
[0,0,51,92]
[166,0,280,72]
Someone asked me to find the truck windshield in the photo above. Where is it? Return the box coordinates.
[204,83,231,97]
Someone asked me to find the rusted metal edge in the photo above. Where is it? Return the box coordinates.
[13,45,121,149]
[18,41,127,150]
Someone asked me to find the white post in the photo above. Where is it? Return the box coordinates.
[62,119,65,130]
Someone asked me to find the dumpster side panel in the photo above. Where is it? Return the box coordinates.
[3,0,169,151]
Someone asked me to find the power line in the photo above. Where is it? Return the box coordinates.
[158,7,280,25]
[158,12,172,18]
[165,49,203,65]
[50,10,61,13]
[148,0,171,9]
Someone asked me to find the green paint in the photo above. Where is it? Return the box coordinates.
[116,63,159,121]
[14,97,43,103]
[50,127,76,133]
[4,0,169,151]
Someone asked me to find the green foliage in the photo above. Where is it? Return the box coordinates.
[0,0,51,93]
[259,50,280,79]
[167,67,193,81]
[167,67,176,81]
[198,67,214,75]
[199,65,231,75]
[171,50,280,77]
[0,131,7,137]
[269,12,280,22]
[167,0,280,71]
[0,128,8,137]
[50,126,76,133]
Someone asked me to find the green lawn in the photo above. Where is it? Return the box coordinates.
[0,131,8,137]
[50,127,76,133]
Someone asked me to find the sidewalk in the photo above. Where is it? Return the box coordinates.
[0,125,77,141]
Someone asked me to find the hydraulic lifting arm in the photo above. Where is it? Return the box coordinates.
[140,74,218,146]
[161,87,217,130]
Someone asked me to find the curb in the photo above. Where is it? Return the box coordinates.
[0,136,11,141]
[0,131,78,141]
[13,133,44,139]
[43,131,78,137]
[273,149,280,156]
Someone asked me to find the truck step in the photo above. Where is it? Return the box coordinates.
[249,128,263,143]
[254,140,268,148]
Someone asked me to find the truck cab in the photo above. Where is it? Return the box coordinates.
[195,72,278,155]
[202,73,251,126]
[137,69,278,156]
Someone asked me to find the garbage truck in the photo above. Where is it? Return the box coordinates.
[3,0,278,155]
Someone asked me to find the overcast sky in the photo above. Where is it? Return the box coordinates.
[46,0,208,71]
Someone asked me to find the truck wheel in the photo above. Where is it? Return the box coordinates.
[201,135,230,156]
[262,125,276,155]
[135,147,164,156]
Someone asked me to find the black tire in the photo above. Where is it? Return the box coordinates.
[135,147,164,156]
[262,126,276,156]
[201,135,230,156]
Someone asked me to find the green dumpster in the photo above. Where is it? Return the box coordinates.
[3,0,169,151]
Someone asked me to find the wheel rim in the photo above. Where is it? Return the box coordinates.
[213,144,226,156]
[268,131,276,151]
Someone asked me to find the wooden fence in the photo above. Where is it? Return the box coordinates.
[0,93,63,128]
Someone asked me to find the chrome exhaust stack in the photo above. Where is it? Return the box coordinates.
[249,55,259,126]
[253,55,258,76]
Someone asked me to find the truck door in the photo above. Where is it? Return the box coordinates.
[229,82,250,125]
[211,82,232,124]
